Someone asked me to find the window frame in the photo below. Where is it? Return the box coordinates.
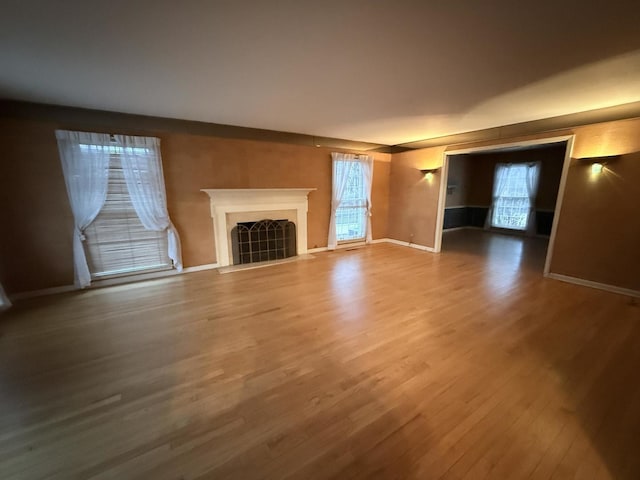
[335,160,368,243]
[489,162,539,232]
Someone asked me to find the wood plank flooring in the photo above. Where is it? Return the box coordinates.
[1,229,639,479]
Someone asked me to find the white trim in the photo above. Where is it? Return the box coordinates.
[444,136,575,156]
[436,134,575,277]
[10,263,220,301]
[434,154,449,253]
[308,238,435,253]
[11,285,77,300]
[182,263,220,273]
[307,246,328,254]
[308,241,368,254]
[384,238,437,252]
[92,263,220,288]
[544,137,575,275]
[547,273,640,298]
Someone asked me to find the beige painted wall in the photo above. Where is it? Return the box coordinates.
[387,147,445,248]
[0,115,390,294]
[388,118,640,292]
[444,155,469,208]
[551,121,640,291]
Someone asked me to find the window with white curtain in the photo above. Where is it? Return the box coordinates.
[83,146,171,278]
[56,131,182,288]
[335,161,367,242]
[490,163,540,231]
[0,283,11,310]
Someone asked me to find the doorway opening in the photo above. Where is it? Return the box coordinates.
[435,136,574,276]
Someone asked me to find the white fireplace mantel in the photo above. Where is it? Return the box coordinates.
[201,188,316,267]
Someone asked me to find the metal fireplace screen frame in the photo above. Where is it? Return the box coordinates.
[231,219,297,265]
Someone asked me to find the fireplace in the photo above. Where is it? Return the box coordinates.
[231,219,296,265]
[201,188,316,267]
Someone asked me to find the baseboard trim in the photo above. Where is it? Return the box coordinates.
[443,226,483,233]
[11,285,76,300]
[309,241,368,254]
[383,238,437,252]
[546,273,640,298]
[182,263,220,273]
[309,238,435,253]
[10,262,220,301]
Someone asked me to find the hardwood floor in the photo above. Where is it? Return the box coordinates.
[1,229,639,479]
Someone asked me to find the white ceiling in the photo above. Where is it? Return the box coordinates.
[2,1,640,146]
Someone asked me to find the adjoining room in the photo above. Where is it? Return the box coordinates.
[440,141,567,277]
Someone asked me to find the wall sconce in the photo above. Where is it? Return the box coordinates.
[420,168,439,181]
[579,155,619,177]
[591,163,603,175]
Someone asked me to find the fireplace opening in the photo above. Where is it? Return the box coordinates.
[231,219,297,265]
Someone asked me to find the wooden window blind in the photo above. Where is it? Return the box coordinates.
[84,153,171,278]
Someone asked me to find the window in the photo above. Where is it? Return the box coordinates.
[56,130,181,288]
[83,147,171,278]
[490,163,540,231]
[335,161,367,242]
[0,283,10,310]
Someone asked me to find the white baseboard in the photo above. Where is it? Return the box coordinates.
[11,284,76,300]
[382,238,437,252]
[546,273,640,298]
[182,263,220,273]
[308,241,367,253]
[309,238,436,253]
[10,262,220,301]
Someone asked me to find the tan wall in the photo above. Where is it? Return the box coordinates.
[0,115,390,294]
[551,121,640,291]
[444,155,469,208]
[388,147,445,248]
[388,118,640,292]
[465,145,565,210]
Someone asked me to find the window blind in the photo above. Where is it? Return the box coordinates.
[84,154,171,278]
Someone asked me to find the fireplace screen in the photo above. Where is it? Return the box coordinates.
[231,219,296,265]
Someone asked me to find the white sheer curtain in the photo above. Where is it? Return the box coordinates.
[0,283,11,310]
[56,130,111,288]
[361,156,374,244]
[116,135,183,271]
[525,162,541,236]
[328,153,360,250]
[485,163,511,230]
